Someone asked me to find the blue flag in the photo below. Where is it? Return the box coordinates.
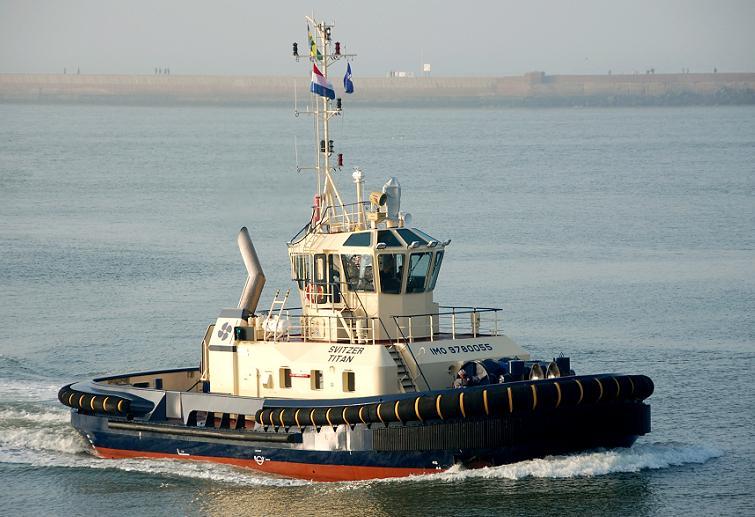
[344,63,354,94]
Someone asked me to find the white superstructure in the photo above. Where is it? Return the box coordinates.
[203,17,528,400]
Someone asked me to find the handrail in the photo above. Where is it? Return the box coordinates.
[390,316,431,390]
[255,304,503,344]
[289,202,372,241]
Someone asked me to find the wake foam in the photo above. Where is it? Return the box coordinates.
[85,457,310,487]
[389,443,722,483]
[0,405,90,459]
[0,378,61,402]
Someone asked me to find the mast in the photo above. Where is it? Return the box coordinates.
[298,16,356,232]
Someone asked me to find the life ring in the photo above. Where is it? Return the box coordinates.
[305,284,324,304]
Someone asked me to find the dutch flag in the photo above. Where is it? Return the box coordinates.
[310,64,335,100]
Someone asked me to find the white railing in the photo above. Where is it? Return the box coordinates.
[289,203,371,242]
[257,306,501,345]
[262,310,381,345]
[392,307,502,343]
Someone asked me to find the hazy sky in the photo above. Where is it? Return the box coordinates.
[1,1,753,76]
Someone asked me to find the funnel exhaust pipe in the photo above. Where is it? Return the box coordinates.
[237,227,266,315]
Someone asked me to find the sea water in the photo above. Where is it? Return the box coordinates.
[0,103,753,516]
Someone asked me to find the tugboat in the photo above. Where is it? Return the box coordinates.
[59,16,653,482]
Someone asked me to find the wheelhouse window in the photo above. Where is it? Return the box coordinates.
[292,254,311,289]
[428,251,444,290]
[411,228,439,243]
[328,254,342,303]
[341,254,375,292]
[344,232,372,247]
[378,253,404,294]
[377,230,403,248]
[397,228,427,246]
[407,252,432,293]
[314,254,327,286]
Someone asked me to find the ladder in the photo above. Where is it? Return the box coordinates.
[387,344,418,393]
[264,289,290,342]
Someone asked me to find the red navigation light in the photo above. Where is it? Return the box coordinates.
[335,42,341,55]
[338,153,344,167]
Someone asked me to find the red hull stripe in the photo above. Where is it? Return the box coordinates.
[94,446,439,482]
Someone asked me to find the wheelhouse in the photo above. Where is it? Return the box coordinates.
[288,226,447,341]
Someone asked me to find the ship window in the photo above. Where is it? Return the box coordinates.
[407,252,432,293]
[311,369,323,390]
[314,254,327,284]
[344,232,372,247]
[280,368,292,388]
[378,253,404,294]
[428,251,444,290]
[377,230,403,247]
[292,254,311,289]
[397,228,427,246]
[341,254,375,292]
[328,254,342,303]
[342,371,356,392]
[262,372,274,389]
[411,228,438,243]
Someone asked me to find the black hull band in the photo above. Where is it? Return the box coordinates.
[255,374,654,429]
[58,384,154,417]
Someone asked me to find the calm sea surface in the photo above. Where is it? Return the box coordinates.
[0,103,753,516]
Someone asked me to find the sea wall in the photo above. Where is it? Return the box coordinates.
[1,72,753,106]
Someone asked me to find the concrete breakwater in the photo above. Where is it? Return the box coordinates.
[1,72,754,106]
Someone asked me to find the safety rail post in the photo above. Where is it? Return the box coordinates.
[494,310,499,335]
[429,314,434,342]
[408,317,413,343]
[371,318,376,345]
[451,309,456,340]
[473,308,477,338]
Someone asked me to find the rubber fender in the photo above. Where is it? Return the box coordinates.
[375,402,398,424]
[458,389,485,418]
[343,405,362,425]
[312,407,329,427]
[579,377,603,404]
[415,394,440,420]
[256,373,655,429]
[533,380,560,410]
[483,385,510,417]
[325,407,346,427]
[508,383,532,414]
[603,375,622,401]
[362,403,381,424]
[631,374,654,400]
[557,378,583,406]
[396,398,417,422]
[57,384,155,417]
[438,392,463,420]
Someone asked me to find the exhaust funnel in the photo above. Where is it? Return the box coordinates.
[237,227,266,315]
